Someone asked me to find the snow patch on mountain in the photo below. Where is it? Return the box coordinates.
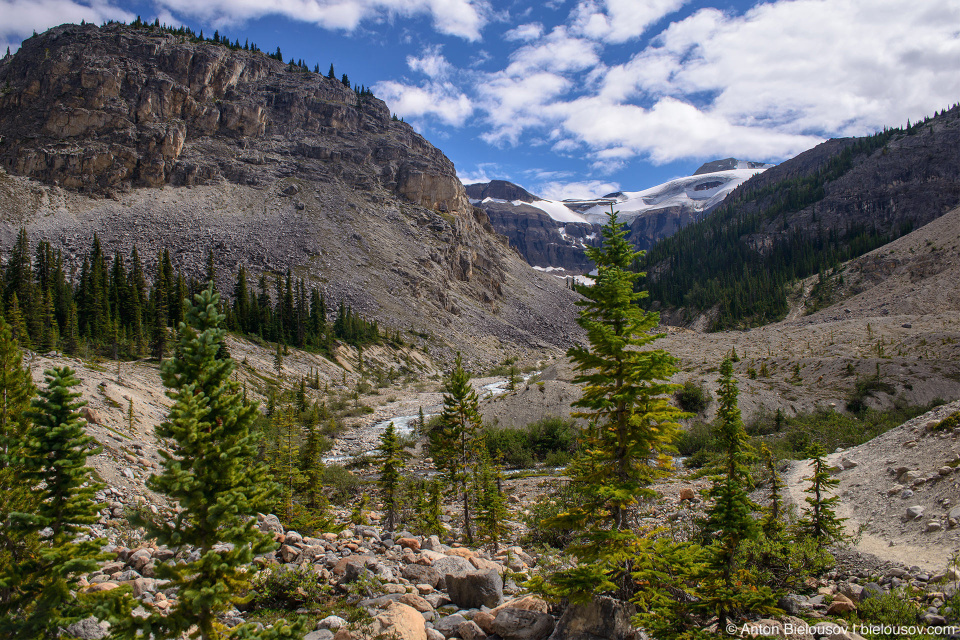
[511,167,769,224]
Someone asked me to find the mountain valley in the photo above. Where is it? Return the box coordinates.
[1,20,960,640]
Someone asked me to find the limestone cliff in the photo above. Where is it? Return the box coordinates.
[0,23,470,215]
[0,24,583,364]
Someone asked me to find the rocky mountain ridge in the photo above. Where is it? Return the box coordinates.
[469,160,770,274]
[0,23,583,365]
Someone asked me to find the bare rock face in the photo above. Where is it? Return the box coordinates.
[0,24,584,364]
[0,23,470,215]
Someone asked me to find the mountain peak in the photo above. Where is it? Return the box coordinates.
[694,158,774,175]
[465,180,540,203]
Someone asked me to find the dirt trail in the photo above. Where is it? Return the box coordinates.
[784,400,960,573]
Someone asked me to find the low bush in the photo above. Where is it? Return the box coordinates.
[251,565,328,609]
[675,381,712,414]
[483,417,578,469]
[521,480,588,549]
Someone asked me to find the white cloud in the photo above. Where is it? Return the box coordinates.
[0,0,133,51]
[503,22,543,41]
[632,0,960,138]
[465,0,960,166]
[538,179,620,200]
[407,45,452,79]
[571,0,687,43]
[374,79,474,126]
[154,0,491,40]
[505,26,599,75]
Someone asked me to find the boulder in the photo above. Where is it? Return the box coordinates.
[778,594,803,615]
[397,537,421,552]
[398,593,434,613]
[492,608,555,640]
[317,616,347,631]
[61,616,110,639]
[279,544,300,563]
[494,595,550,614]
[472,611,497,634]
[826,594,856,615]
[433,555,474,582]
[258,514,285,535]
[906,505,925,520]
[371,602,427,640]
[548,596,636,640]
[422,535,443,552]
[434,613,468,639]
[304,631,335,640]
[402,564,441,588]
[679,488,696,501]
[81,406,102,425]
[446,569,503,609]
[458,620,488,640]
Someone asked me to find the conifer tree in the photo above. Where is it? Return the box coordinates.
[270,405,305,524]
[759,443,784,536]
[431,353,482,543]
[474,443,510,551]
[414,479,444,538]
[0,320,37,613]
[136,286,302,640]
[796,442,846,548]
[375,421,407,532]
[699,358,773,630]
[0,367,112,638]
[6,294,30,349]
[540,209,685,602]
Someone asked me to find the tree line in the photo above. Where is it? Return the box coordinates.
[1,230,382,360]
[637,127,906,329]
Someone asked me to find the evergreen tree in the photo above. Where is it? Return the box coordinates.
[327,63,335,79]
[795,442,846,548]
[0,320,37,613]
[699,358,773,630]
[539,208,685,602]
[474,444,510,551]
[6,295,29,349]
[0,367,113,638]
[270,405,305,524]
[375,422,407,532]
[151,252,169,361]
[136,286,302,640]
[759,443,784,536]
[431,353,482,543]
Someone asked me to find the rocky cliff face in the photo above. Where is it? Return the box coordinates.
[0,24,583,364]
[0,23,470,215]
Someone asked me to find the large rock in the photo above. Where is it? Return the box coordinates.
[548,596,636,640]
[61,616,110,639]
[433,614,468,639]
[492,608,555,640]
[433,555,474,582]
[370,602,427,640]
[445,569,503,609]
[401,564,441,588]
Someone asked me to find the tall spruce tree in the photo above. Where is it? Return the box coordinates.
[539,208,685,602]
[474,443,510,551]
[0,320,37,615]
[375,421,407,533]
[431,353,482,543]
[0,367,113,638]
[699,358,773,630]
[137,286,302,640]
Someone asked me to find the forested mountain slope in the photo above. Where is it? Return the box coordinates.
[641,104,960,330]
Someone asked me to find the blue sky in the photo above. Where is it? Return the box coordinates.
[2,0,959,199]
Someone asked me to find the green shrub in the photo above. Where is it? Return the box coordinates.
[856,590,928,639]
[482,417,578,469]
[521,480,587,549]
[319,463,366,505]
[676,381,711,414]
[251,565,328,609]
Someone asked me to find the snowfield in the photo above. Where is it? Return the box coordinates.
[520,166,770,224]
